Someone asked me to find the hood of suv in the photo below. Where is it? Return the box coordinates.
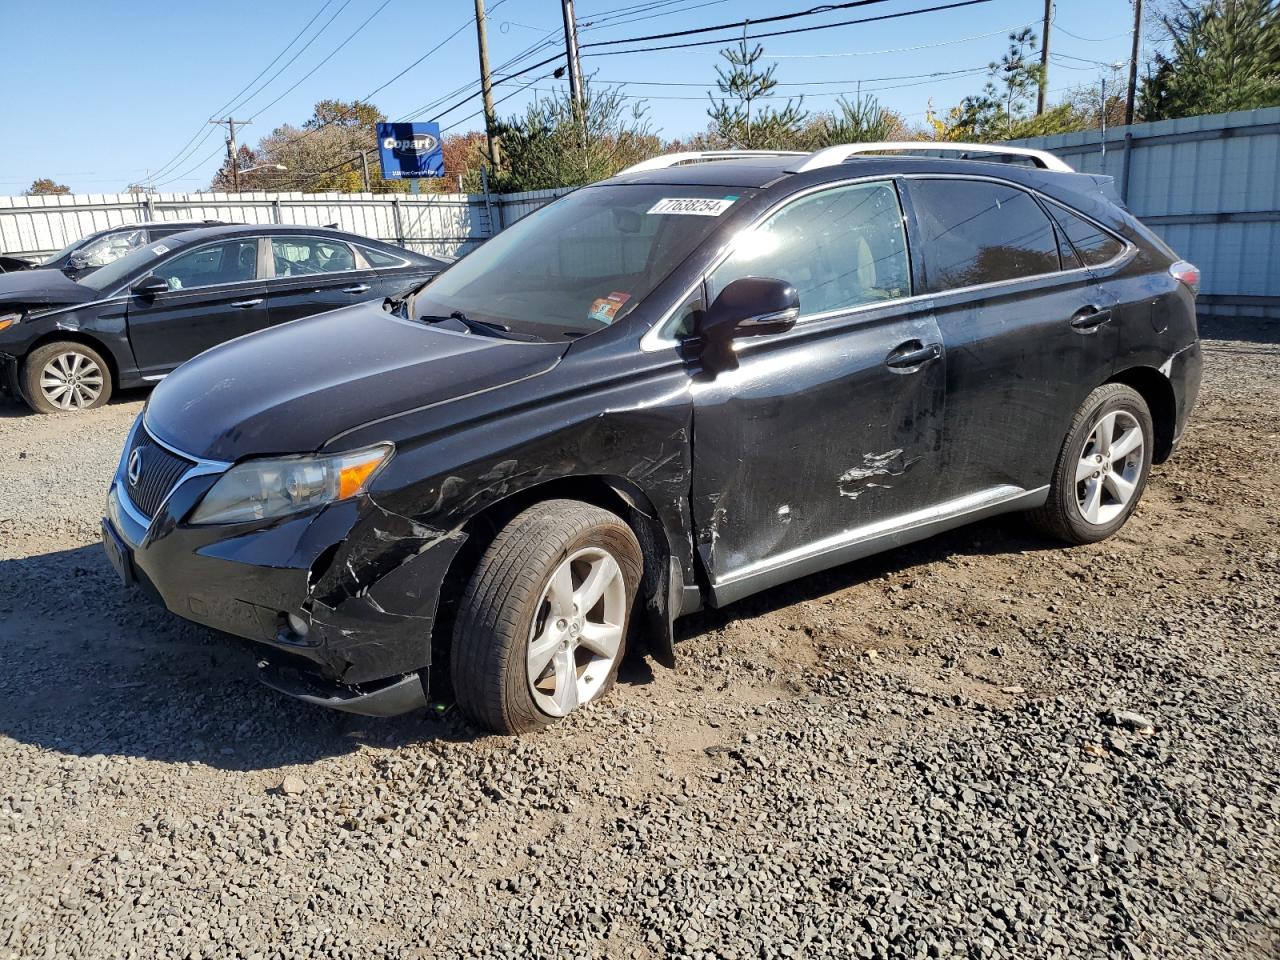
[0,268,94,308]
[144,301,568,461]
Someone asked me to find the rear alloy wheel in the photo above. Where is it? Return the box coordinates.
[451,499,642,734]
[1030,382,1154,544]
[22,341,113,413]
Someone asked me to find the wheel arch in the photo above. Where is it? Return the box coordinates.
[1107,365,1176,463]
[428,474,681,696]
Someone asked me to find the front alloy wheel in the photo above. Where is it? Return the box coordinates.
[22,341,114,414]
[451,499,642,734]
[526,547,627,717]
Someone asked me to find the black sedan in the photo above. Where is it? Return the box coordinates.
[0,220,227,278]
[0,224,446,412]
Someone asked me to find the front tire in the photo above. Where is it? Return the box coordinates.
[1030,383,1153,544]
[451,499,643,734]
[22,341,113,413]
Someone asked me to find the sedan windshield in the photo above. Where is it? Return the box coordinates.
[413,184,754,337]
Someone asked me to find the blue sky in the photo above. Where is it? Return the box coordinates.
[0,0,1142,194]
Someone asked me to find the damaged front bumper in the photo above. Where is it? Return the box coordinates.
[104,468,467,716]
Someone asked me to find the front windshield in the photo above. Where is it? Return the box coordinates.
[76,238,178,291]
[43,230,102,265]
[413,184,754,337]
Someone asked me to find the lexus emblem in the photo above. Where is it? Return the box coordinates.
[127,449,143,486]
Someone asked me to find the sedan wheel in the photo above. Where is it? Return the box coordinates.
[41,351,105,411]
[21,341,114,414]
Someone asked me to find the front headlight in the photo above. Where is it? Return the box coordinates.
[189,443,394,525]
[0,311,21,333]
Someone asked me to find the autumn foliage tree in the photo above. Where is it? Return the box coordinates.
[24,178,71,196]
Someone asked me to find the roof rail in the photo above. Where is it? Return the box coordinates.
[618,150,809,174]
[787,141,1073,173]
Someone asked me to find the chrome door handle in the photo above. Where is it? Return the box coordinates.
[885,340,942,371]
[1070,306,1113,331]
[342,284,371,294]
[230,298,263,308]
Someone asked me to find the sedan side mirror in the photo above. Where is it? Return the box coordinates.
[131,276,170,298]
[66,254,88,271]
[698,276,799,372]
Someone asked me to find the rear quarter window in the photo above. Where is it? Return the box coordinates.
[1045,202,1125,267]
[909,179,1061,293]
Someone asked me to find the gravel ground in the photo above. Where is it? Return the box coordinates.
[1,321,1277,960]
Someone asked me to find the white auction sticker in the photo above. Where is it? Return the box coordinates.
[647,196,737,216]
[150,244,170,255]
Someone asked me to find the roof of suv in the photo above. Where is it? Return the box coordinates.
[608,154,1079,189]
[604,147,1122,219]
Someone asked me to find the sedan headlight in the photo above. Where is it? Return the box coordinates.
[0,312,20,333]
[189,443,394,525]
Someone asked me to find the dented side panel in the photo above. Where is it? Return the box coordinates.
[688,305,946,597]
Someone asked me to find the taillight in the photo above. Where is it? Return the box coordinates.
[1170,260,1200,295]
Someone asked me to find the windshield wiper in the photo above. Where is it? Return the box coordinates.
[418,311,542,341]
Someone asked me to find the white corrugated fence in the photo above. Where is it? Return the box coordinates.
[0,187,573,262]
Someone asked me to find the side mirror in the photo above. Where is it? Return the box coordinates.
[697,276,799,372]
[131,276,169,298]
[66,254,88,271]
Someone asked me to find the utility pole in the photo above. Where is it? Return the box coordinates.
[210,118,252,191]
[1100,75,1108,160]
[1125,0,1143,125]
[1036,0,1051,115]
[473,0,502,169]
[359,150,371,192]
[560,0,586,111]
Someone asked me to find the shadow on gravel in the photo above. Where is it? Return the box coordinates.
[676,514,1061,641]
[0,385,151,418]
[0,544,482,771]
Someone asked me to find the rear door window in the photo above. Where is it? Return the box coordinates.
[271,236,358,277]
[909,179,1061,293]
[1045,202,1125,267]
[710,180,911,318]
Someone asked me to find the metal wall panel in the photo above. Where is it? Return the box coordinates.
[1013,107,1280,318]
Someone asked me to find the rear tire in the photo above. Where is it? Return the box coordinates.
[450,499,643,734]
[1030,383,1153,544]
[22,341,113,413]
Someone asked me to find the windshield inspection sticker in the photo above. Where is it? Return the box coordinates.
[647,197,736,216]
[588,291,632,325]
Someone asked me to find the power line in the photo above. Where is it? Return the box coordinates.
[527,64,993,100]
[579,0,998,57]
[146,0,343,184]
[591,65,995,87]
[578,0,731,31]
[151,0,361,186]
[245,0,394,122]
[768,23,1033,57]
[581,0,898,49]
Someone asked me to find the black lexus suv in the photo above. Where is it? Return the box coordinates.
[102,144,1202,735]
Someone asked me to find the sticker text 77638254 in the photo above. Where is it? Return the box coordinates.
[647,197,737,216]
